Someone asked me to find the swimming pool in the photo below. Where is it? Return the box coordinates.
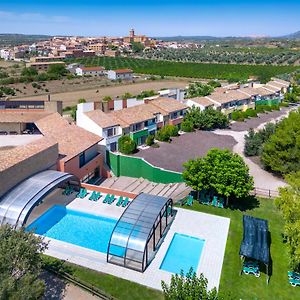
[160,233,205,274]
[26,205,117,253]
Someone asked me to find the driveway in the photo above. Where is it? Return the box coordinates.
[133,130,237,172]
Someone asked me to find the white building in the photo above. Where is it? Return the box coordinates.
[186,97,215,111]
[107,69,133,80]
[76,66,105,76]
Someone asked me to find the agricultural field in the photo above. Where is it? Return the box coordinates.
[141,47,300,65]
[66,56,299,82]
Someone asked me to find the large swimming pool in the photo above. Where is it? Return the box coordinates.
[160,233,205,274]
[26,205,117,253]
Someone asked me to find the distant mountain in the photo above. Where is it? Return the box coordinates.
[0,33,52,46]
[279,31,300,39]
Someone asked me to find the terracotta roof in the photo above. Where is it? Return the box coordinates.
[85,109,124,129]
[81,66,104,71]
[188,97,215,107]
[0,137,58,172]
[148,97,188,113]
[272,78,290,87]
[35,113,103,162]
[264,84,280,93]
[207,90,250,105]
[0,111,52,123]
[260,86,279,95]
[112,69,133,74]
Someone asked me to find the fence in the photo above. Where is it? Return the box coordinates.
[106,151,184,184]
[250,187,279,199]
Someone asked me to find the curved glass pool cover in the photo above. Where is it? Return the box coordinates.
[107,193,173,272]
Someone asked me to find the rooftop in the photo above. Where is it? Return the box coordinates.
[81,66,105,71]
[112,69,133,74]
[149,97,188,113]
[35,113,102,162]
[0,111,52,123]
[187,97,215,107]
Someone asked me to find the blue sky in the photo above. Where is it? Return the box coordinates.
[1,0,299,36]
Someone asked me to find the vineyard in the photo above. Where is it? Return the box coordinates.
[66,56,299,82]
[141,48,300,65]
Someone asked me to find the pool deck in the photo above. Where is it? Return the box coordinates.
[44,194,230,291]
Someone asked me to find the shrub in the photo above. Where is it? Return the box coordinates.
[231,110,245,121]
[118,135,136,154]
[181,120,194,132]
[244,108,257,118]
[270,104,280,111]
[155,128,171,142]
[164,124,179,137]
[21,67,38,77]
[146,134,155,146]
[279,102,289,107]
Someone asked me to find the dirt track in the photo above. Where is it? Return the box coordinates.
[16,80,189,107]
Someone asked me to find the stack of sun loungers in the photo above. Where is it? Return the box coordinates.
[242,260,260,277]
[288,271,300,287]
[62,185,73,196]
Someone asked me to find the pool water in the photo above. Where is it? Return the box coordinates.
[26,205,117,253]
[160,233,205,274]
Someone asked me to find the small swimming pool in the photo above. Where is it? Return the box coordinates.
[160,233,205,274]
[26,205,117,253]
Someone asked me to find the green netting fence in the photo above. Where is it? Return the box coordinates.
[106,151,183,184]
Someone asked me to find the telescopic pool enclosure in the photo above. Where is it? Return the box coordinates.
[0,170,79,228]
[107,193,173,272]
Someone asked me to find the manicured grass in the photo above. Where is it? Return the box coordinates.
[42,256,163,300]
[181,198,300,299]
[65,56,298,81]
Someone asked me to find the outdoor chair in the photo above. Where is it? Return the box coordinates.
[212,196,218,207]
[116,196,124,206]
[242,265,260,277]
[94,192,101,201]
[122,197,129,207]
[288,271,300,280]
[77,188,87,199]
[89,191,97,201]
[218,197,224,208]
[289,278,300,287]
[62,185,73,196]
[108,194,115,204]
[103,194,111,203]
[186,195,193,206]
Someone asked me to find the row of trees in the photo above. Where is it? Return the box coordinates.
[181,107,229,132]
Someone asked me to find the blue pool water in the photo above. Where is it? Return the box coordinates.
[26,205,117,253]
[160,233,205,274]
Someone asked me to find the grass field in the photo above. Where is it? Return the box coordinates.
[183,198,300,300]
[66,56,299,81]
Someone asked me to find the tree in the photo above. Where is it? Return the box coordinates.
[261,109,300,175]
[122,92,133,100]
[103,96,112,102]
[78,98,86,104]
[186,82,214,98]
[164,125,179,137]
[156,128,171,142]
[146,134,155,146]
[0,225,47,299]
[207,80,221,88]
[47,64,68,76]
[275,172,300,271]
[118,135,136,154]
[161,268,219,300]
[183,149,254,205]
[131,42,145,54]
[21,67,38,77]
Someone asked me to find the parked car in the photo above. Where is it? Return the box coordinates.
[0,131,8,135]
[22,129,33,134]
[9,131,18,135]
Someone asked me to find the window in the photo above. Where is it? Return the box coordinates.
[79,152,85,168]
[132,122,143,132]
[107,127,117,137]
[110,142,117,152]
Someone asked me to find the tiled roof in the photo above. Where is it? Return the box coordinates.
[187,97,215,107]
[272,78,290,87]
[0,137,57,172]
[81,66,104,71]
[112,69,133,74]
[148,97,188,113]
[0,111,52,123]
[85,109,124,129]
[207,90,250,105]
[35,113,102,162]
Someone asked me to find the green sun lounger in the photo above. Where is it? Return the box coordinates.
[242,266,260,277]
[288,271,300,280]
[108,194,115,205]
[289,278,300,287]
[89,191,97,201]
[63,185,73,195]
[212,196,218,207]
[122,197,129,207]
[186,195,193,206]
[94,192,101,201]
[163,207,172,217]
[116,196,124,206]
[218,197,224,208]
[77,188,87,198]
[103,194,111,203]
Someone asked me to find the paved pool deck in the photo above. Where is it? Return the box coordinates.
[44,196,230,291]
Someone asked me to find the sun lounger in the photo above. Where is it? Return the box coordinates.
[288,271,300,280]
[94,192,101,201]
[212,196,218,207]
[116,196,124,206]
[242,266,260,277]
[103,194,111,203]
[77,188,88,199]
[108,194,115,205]
[186,195,193,206]
[89,191,97,201]
[63,185,73,195]
[289,278,300,287]
[218,197,224,208]
[122,197,129,207]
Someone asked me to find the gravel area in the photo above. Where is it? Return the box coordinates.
[133,130,236,172]
[229,107,290,132]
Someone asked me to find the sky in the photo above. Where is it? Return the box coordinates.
[1,0,300,37]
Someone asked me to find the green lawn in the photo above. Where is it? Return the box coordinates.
[182,198,300,299]
[42,256,163,300]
